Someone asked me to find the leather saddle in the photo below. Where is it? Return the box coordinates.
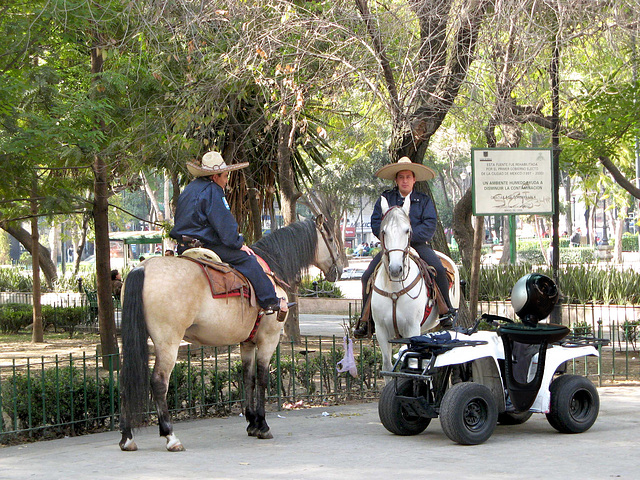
[179,248,257,307]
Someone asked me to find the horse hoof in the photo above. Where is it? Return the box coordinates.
[257,429,273,440]
[166,434,185,452]
[167,442,186,452]
[247,427,258,437]
[119,438,138,451]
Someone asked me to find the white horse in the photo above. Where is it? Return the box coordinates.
[371,196,459,376]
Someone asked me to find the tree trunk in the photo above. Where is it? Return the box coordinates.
[277,121,300,225]
[73,213,91,276]
[0,222,58,286]
[30,185,43,343]
[91,42,118,367]
[469,215,485,319]
[141,171,164,222]
[452,189,474,273]
[277,120,302,343]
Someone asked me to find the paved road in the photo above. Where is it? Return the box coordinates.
[299,314,349,337]
[1,386,639,480]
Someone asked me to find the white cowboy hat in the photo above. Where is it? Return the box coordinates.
[186,151,249,177]
[375,156,436,182]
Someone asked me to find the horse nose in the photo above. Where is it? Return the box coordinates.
[389,263,403,279]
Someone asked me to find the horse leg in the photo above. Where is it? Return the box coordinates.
[119,413,137,451]
[150,345,185,452]
[376,325,394,384]
[252,354,274,439]
[241,342,260,437]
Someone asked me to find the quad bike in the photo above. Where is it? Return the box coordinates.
[378,273,608,445]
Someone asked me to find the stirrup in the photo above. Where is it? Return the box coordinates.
[439,308,457,329]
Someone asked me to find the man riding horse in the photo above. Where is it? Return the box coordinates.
[353,157,455,338]
[170,150,287,315]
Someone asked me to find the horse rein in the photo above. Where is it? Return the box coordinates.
[316,217,340,278]
[380,206,412,283]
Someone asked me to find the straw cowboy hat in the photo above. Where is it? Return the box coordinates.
[186,151,249,177]
[375,156,436,182]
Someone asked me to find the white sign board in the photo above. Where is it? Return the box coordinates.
[472,148,554,215]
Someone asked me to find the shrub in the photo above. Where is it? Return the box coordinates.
[298,274,343,298]
[41,306,88,337]
[0,303,33,333]
[621,234,639,252]
[475,264,640,304]
[0,268,33,292]
[572,321,593,336]
[1,365,115,437]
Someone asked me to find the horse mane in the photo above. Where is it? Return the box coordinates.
[251,218,317,285]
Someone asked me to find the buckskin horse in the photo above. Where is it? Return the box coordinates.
[118,215,343,451]
[371,196,459,378]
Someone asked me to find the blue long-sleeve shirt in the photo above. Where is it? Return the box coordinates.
[370,187,437,245]
[170,177,244,249]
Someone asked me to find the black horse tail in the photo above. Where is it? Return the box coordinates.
[119,266,149,431]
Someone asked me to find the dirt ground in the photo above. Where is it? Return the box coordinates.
[0,335,101,368]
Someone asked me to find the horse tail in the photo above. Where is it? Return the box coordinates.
[120,266,149,430]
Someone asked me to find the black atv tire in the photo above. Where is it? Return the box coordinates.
[440,382,498,445]
[546,374,599,433]
[378,378,431,436]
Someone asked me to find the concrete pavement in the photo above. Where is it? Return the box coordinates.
[1,386,639,480]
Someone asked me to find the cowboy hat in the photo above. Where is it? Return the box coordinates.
[186,151,249,177]
[375,156,436,182]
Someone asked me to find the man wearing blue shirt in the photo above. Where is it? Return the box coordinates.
[353,157,454,338]
[170,151,286,315]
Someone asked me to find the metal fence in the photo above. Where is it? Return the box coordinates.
[1,300,639,444]
[0,336,385,444]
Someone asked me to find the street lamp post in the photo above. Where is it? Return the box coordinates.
[601,195,609,246]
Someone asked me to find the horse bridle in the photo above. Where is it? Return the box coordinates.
[315,217,340,279]
[376,206,423,338]
[379,206,412,283]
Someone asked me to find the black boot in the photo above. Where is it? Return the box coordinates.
[353,320,371,339]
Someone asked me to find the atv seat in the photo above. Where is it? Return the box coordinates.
[498,323,570,412]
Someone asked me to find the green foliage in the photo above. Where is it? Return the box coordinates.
[298,274,343,298]
[621,320,640,350]
[477,264,640,305]
[0,268,33,292]
[1,365,115,437]
[41,306,89,337]
[571,321,593,336]
[620,234,639,252]
[0,303,32,333]
[0,303,90,336]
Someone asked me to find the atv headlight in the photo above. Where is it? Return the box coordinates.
[406,357,421,370]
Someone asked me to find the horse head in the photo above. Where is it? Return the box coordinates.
[379,196,412,281]
[314,214,345,282]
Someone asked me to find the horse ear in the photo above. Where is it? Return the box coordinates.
[402,195,411,215]
[315,214,324,227]
[380,196,390,213]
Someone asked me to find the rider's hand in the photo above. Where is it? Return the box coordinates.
[241,245,255,256]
